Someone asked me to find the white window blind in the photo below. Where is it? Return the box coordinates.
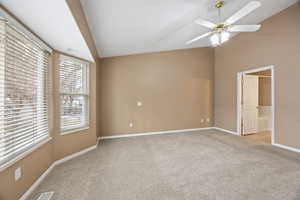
[59,55,89,134]
[0,19,51,166]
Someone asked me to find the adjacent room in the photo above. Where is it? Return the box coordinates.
[242,69,273,144]
[0,0,299,200]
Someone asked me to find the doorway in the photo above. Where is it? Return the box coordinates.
[237,66,274,144]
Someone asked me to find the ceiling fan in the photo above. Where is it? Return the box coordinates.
[186,1,262,46]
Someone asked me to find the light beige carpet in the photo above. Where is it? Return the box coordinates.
[28,129,300,200]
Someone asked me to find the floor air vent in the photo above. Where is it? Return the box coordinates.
[37,192,54,200]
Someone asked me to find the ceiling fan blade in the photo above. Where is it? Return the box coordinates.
[195,19,216,29]
[186,32,212,45]
[228,25,261,32]
[225,1,261,25]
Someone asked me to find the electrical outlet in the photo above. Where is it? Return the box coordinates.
[15,167,22,181]
[137,101,142,107]
[201,118,204,123]
[206,118,210,123]
[129,122,133,128]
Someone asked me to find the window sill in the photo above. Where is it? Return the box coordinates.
[60,126,89,136]
[0,137,52,172]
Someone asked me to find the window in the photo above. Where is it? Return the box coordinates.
[59,55,89,134]
[0,19,51,167]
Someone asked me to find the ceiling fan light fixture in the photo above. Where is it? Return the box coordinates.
[210,33,220,46]
[210,31,230,46]
[221,31,230,43]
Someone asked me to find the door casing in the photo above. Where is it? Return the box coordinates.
[237,65,275,144]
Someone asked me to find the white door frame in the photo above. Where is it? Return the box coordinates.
[237,65,275,144]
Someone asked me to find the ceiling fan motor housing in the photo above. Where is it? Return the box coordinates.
[213,23,228,33]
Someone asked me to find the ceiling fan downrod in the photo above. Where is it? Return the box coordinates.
[215,1,226,31]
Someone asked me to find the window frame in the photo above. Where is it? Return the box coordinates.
[0,9,52,171]
[59,55,90,135]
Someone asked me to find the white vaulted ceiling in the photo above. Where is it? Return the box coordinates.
[80,0,299,58]
[0,0,94,61]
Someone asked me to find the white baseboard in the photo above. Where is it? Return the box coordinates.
[273,143,300,153]
[213,127,239,135]
[98,127,213,140]
[214,128,300,154]
[97,137,101,144]
[214,127,299,154]
[54,145,97,166]
[19,163,55,200]
[19,145,97,200]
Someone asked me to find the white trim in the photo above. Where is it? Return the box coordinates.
[237,73,242,135]
[236,65,275,145]
[271,67,275,145]
[19,144,97,200]
[97,137,101,146]
[99,127,213,140]
[0,137,52,172]
[213,127,239,135]
[54,145,96,166]
[19,163,55,200]
[59,55,90,136]
[273,143,300,153]
[60,126,89,136]
[211,127,300,154]
[239,66,274,74]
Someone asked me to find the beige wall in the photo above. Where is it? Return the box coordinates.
[98,48,214,137]
[215,3,300,148]
[0,142,53,200]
